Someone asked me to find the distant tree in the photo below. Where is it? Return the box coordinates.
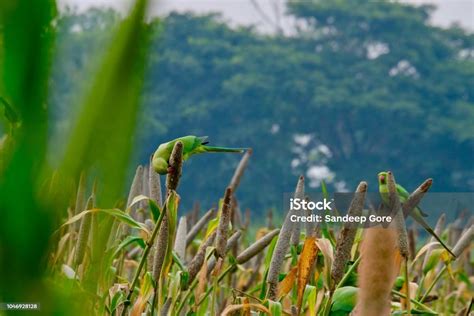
[51,1,474,213]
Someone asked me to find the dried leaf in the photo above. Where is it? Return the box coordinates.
[221,303,270,315]
[196,256,209,302]
[130,272,154,316]
[278,266,297,299]
[297,237,318,312]
[411,241,440,266]
[242,297,251,316]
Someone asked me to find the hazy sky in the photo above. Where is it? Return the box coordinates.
[58,0,474,32]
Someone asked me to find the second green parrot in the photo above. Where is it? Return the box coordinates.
[378,171,455,257]
[152,135,247,174]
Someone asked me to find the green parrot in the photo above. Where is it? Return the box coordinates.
[152,135,247,174]
[378,171,455,257]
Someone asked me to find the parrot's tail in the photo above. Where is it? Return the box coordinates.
[423,223,457,258]
[202,145,247,153]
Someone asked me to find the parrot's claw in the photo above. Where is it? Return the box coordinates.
[167,166,175,174]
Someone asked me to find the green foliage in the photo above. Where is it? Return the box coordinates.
[58,0,151,207]
[0,0,152,313]
[0,0,57,308]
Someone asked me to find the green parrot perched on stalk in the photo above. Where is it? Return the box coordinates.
[152,135,247,175]
[378,171,456,257]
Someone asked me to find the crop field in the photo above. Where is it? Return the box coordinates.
[0,0,473,315]
[48,143,473,315]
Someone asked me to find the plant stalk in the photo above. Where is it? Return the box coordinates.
[121,203,167,316]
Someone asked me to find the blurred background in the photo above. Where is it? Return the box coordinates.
[51,0,474,212]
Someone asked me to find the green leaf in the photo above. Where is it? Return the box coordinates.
[264,233,278,268]
[258,233,278,300]
[290,244,298,266]
[58,0,152,208]
[110,291,124,314]
[149,199,161,222]
[141,271,154,297]
[128,194,149,208]
[457,271,470,287]
[180,271,190,291]
[162,190,179,277]
[228,254,237,266]
[172,251,187,271]
[259,269,269,301]
[305,285,317,316]
[423,249,443,275]
[268,300,282,316]
[168,270,184,301]
[112,236,145,259]
[0,97,19,124]
[206,218,219,236]
[0,0,57,305]
[320,181,336,246]
[102,208,150,233]
[60,208,149,234]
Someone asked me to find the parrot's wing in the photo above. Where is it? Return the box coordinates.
[187,136,209,156]
[397,184,430,217]
[395,184,410,201]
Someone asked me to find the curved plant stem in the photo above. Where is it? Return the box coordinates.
[196,264,234,307]
[175,249,216,314]
[416,274,426,298]
[420,266,446,303]
[335,256,361,290]
[404,258,411,315]
[232,288,264,303]
[176,279,198,314]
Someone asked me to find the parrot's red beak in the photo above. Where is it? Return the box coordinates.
[379,174,386,184]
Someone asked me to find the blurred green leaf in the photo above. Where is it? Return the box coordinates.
[423,249,443,275]
[58,0,151,208]
[0,0,57,309]
[305,285,317,315]
[0,96,18,124]
[206,217,219,236]
[320,181,335,246]
[259,236,278,300]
